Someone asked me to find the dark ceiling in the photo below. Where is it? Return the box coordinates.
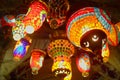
[0,0,120,80]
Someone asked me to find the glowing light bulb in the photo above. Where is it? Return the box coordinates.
[25,25,34,34]
[13,33,21,41]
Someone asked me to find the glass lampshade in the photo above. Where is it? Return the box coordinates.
[47,39,74,79]
[76,52,90,77]
[30,49,46,75]
[66,7,118,48]
[22,0,48,33]
[13,37,31,61]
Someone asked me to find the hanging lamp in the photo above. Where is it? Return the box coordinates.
[22,0,48,34]
[47,39,74,80]
[30,49,46,75]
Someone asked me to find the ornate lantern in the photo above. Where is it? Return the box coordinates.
[13,37,31,61]
[22,0,48,34]
[12,14,26,41]
[30,49,46,75]
[76,51,91,77]
[66,7,119,50]
[47,39,74,80]
[47,0,70,29]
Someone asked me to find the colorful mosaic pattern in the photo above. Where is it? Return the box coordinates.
[47,39,74,79]
[66,7,118,47]
[12,21,25,41]
[12,14,26,41]
[47,39,74,58]
[22,0,48,32]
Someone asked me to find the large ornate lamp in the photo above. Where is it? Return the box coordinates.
[22,0,48,34]
[66,7,119,62]
[30,49,46,75]
[13,37,31,61]
[47,39,74,80]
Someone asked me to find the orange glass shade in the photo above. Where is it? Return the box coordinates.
[22,0,48,33]
[30,49,46,75]
[47,39,74,79]
[66,7,118,47]
[76,52,90,77]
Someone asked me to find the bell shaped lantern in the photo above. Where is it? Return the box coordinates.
[47,39,74,80]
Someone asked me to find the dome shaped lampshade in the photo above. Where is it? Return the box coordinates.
[66,7,119,49]
[47,39,74,79]
[30,49,46,75]
[22,0,48,34]
[13,37,31,61]
[76,52,91,77]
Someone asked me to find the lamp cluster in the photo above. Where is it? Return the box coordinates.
[0,0,120,79]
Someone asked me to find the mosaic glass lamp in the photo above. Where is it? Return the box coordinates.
[66,7,119,63]
[13,37,31,61]
[47,39,74,80]
[12,14,26,41]
[66,7,119,49]
[22,0,48,34]
[76,52,90,77]
[30,49,46,75]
